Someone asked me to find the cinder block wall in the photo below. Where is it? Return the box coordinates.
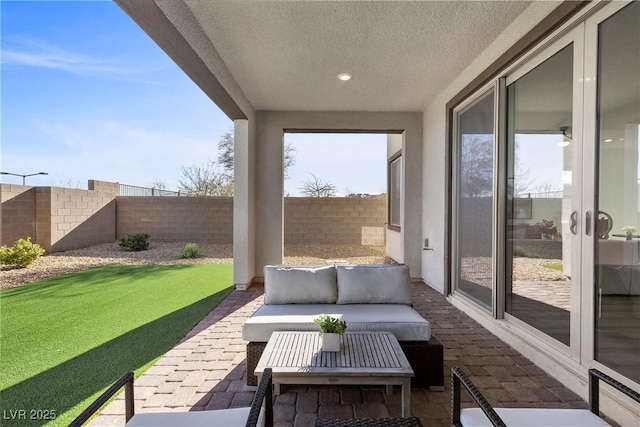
[46,180,118,252]
[116,197,233,243]
[2,183,386,251]
[1,180,117,251]
[284,196,386,244]
[1,184,36,245]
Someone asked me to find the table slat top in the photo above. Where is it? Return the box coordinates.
[256,331,413,376]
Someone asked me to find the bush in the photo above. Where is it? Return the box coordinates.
[0,237,45,268]
[512,246,530,257]
[180,243,201,259]
[119,233,150,251]
[314,314,347,334]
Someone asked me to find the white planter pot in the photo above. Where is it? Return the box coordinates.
[321,333,341,352]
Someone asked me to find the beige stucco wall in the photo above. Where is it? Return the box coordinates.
[233,119,256,287]
[422,2,640,425]
[386,134,403,263]
[420,1,561,292]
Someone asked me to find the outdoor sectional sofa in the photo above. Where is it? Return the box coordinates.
[243,264,444,389]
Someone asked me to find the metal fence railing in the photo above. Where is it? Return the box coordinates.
[518,190,563,198]
[118,183,183,197]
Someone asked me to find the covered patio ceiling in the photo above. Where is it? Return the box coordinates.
[116,0,545,117]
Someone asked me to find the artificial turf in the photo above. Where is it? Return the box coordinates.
[0,264,233,426]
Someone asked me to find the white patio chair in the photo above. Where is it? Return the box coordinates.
[451,367,639,427]
[70,368,273,427]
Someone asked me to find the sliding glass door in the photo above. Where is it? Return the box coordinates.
[591,0,640,383]
[505,40,579,348]
[450,0,640,386]
[453,90,495,310]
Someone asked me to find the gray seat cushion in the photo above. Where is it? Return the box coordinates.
[242,303,430,342]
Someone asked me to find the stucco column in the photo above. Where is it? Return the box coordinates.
[252,111,422,281]
[255,112,285,274]
[233,119,256,289]
[402,126,423,278]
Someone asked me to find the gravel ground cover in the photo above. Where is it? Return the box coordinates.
[0,242,392,289]
[460,256,567,287]
[1,242,557,290]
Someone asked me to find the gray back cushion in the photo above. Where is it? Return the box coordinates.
[336,264,412,305]
[264,265,338,304]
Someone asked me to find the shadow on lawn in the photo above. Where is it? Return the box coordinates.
[1,265,189,300]
[1,286,233,427]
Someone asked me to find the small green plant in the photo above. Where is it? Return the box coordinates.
[119,233,150,251]
[180,243,202,259]
[0,237,45,268]
[622,226,637,234]
[314,314,347,334]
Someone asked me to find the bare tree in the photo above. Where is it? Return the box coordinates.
[512,137,534,197]
[178,160,233,196]
[459,135,493,198]
[283,142,297,179]
[513,163,532,197]
[58,178,84,189]
[300,174,336,197]
[218,130,297,178]
[148,179,167,191]
[531,180,561,197]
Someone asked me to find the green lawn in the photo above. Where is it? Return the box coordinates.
[543,262,563,272]
[0,264,233,426]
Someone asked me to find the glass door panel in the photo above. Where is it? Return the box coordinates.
[594,1,640,382]
[454,90,495,309]
[506,45,574,346]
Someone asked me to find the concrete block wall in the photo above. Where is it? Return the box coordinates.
[2,182,385,251]
[35,187,52,250]
[1,180,117,252]
[46,180,118,252]
[116,197,233,243]
[1,184,37,246]
[284,196,386,244]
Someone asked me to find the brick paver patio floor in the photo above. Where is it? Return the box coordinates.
[90,283,592,427]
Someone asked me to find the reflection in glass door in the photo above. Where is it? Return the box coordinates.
[506,44,575,346]
[594,1,640,383]
[454,90,495,310]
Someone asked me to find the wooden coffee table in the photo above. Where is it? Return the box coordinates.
[254,331,414,417]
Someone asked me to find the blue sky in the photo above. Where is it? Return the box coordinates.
[1,1,386,196]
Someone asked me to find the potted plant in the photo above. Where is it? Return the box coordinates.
[314,314,347,352]
[622,226,637,240]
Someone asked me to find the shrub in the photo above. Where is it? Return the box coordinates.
[0,237,45,268]
[119,233,150,251]
[180,243,201,259]
[512,246,530,257]
[313,314,347,334]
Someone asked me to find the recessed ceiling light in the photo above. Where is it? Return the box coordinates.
[604,139,613,142]
[337,73,352,81]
